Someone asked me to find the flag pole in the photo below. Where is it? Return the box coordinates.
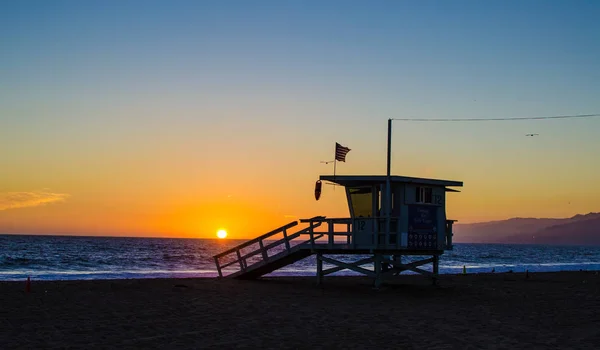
[333,142,351,191]
[333,143,337,191]
[386,118,392,241]
[333,159,337,179]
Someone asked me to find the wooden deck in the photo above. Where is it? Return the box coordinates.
[213,217,453,286]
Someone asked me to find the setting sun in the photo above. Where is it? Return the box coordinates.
[216,229,228,239]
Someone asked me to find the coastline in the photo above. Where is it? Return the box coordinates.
[2,271,599,349]
[4,236,599,282]
[3,264,600,282]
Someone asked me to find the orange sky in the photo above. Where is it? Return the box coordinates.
[2,2,600,239]
[2,134,599,239]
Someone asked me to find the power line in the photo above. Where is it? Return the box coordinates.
[391,113,600,122]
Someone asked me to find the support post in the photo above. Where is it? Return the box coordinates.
[236,250,244,271]
[214,257,222,278]
[283,229,291,252]
[446,220,455,250]
[433,255,440,286]
[328,221,334,248]
[347,223,351,245]
[309,224,315,249]
[393,255,401,276]
[259,240,269,261]
[316,253,323,286]
[374,254,383,289]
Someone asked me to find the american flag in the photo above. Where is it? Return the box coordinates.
[335,142,351,162]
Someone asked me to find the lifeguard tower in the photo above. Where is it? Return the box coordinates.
[213,174,462,287]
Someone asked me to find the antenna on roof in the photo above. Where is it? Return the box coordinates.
[385,119,393,240]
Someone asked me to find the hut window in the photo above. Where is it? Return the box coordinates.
[349,187,373,218]
[416,187,433,204]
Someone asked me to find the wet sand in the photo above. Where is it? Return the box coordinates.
[1,272,599,349]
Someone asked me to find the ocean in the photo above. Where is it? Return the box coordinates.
[1,234,599,281]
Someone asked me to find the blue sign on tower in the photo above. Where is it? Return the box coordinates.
[407,205,438,249]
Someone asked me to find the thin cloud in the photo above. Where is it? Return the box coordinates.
[0,191,70,211]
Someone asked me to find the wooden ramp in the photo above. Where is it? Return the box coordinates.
[213,217,325,279]
[229,249,312,279]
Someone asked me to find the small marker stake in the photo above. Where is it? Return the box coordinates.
[462,265,466,274]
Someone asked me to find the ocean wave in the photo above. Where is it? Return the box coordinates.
[0,256,49,268]
[1,236,599,281]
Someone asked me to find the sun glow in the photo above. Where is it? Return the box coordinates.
[216,229,228,239]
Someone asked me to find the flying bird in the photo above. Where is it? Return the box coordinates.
[525,133,539,136]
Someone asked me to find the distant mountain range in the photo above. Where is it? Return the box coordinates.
[453,212,600,245]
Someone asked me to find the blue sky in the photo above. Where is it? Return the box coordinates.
[3,1,599,136]
[1,0,600,235]
[3,1,599,114]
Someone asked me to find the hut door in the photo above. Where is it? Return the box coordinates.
[348,186,376,247]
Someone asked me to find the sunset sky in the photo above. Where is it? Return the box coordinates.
[2,0,600,238]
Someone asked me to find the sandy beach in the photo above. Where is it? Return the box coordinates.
[1,272,599,349]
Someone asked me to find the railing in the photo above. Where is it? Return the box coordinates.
[299,217,353,248]
[445,219,456,250]
[300,216,402,248]
[213,216,326,277]
[213,216,459,277]
[304,216,458,250]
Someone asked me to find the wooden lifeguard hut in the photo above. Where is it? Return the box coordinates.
[213,174,462,287]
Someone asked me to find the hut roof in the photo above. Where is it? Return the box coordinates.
[319,175,463,189]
